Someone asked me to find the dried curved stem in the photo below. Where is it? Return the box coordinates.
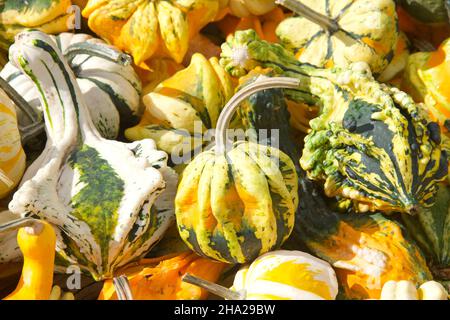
[0,217,41,234]
[113,275,134,300]
[214,76,300,155]
[65,42,132,66]
[182,273,245,300]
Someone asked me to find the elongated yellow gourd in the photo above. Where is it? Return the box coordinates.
[4,221,56,300]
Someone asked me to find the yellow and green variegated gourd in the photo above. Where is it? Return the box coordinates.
[0,0,75,51]
[175,77,300,264]
[125,53,235,162]
[82,0,220,67]
[0,88,25,199]
[220,30,448,214]
[7,30,177,280]
[276,0,398,77]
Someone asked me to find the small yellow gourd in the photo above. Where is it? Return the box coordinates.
[380,280,448,300]
[3,221,56,300]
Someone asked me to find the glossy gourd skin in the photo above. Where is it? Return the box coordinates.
[4,221,56,300]
[7,30,177,280]
[125,53,235,160]
[231,250,338,300]
[1,32,142,139]
[0,89,26,199]
[276,0,398,76]
[0,0,74,51]
[99,252,225,300]
[82,0,220,67]
[175,141,298,264]
[220,30,448,214]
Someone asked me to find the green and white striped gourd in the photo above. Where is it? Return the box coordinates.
[1,32,142,139]
[7,30,177,280]
[220,30,447,214]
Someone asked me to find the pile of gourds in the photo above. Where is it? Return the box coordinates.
[0,0,449,301]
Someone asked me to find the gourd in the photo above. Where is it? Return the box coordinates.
[402,183,450,279]
[1,219,56,300]
[231,250,338,300]
[396,0,449,24]
[275,0,398,76]
[175,77,299,264]
[291,165,433,300]
[7,30,178,280]
[99,252,225,300]
[0,211,21,263]
[1,32,142,139]
[125,53,235,161]
[220,29,448,213]
[82,0,220,67]
[378,32,411,83]
[380,280,448,300]
[0,0,74,51]
[402,38,450,138]
[0,87,26,199]
[219,0,277,18]
[49,285,75,300]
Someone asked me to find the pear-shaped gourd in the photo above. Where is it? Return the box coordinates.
[7,30,177,280]
[220,29,447,214]
[1,32,142,139]
[175,77,299,264]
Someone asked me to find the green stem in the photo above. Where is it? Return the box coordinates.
[276,0,340,33]
[215,76,300,155]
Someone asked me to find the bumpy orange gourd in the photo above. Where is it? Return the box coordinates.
[99,252,226,300]
[4,221,56,300]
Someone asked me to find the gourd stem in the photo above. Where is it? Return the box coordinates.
[182,273,245,300]
[0,77,44,143]
[65,42,132,66]
[0,217,40,234]
[276,0,340,34]
[215,76,300,155]
[113,275,134,300]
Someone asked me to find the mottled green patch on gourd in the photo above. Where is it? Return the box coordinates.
[1,0,56,12]
[68,144,124,269]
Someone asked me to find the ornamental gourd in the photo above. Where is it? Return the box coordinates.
[402,183,450,279]
[220,29,448,214]
[175,77,299,264]
[219,0,277,18]
[99,252,226,300]
[275,0,398,76]
[1,32,142,139]
[82,0,220,67]
[0,88,25,199]
[402,38,450,138]
[380,280,448,300]
[291,166,432,300]
[7,30,178,280]
[1,219,56,300]
[125,53,235,160]
[231,250,338,300]
[0,0,75,52]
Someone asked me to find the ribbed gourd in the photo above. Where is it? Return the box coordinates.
[175,77,299,264]
[0,0,75,52]
[7,30,178,280]
[231,250,338,300]
[402,183,450,279]
[0,88,26,199]
[275,0,398,76]
[82,0,220,67]
[380,280,448,300]
[219,0,276,18]
[1,32,142,139]
[220,29,448,214]
[290,166,433,300]
[125,53,235,161]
